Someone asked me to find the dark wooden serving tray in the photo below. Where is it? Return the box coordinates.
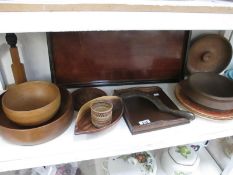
[48,31,190,87]
[114,86,190,134]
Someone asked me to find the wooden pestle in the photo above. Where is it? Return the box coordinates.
[5,33,27,84]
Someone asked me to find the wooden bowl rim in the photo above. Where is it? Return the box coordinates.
[188,73,233,101]
[2,81,60,112]
[0,87,72,132]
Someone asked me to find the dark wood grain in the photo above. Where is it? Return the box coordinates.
[114,86,190,135]
[75,96,123,134]
[0,87,74,145]
[72,88,107,111]
[180,77,233,111]
[49,31,190,87]
[187,34,232,74]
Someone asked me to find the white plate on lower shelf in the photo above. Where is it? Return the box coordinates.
[93,148,221,175]
[103,151,157,175]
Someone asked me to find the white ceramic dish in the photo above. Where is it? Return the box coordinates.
[221,136,233,175]
[102,151,157,175]
[161,145,200,175]
[222,136,233,158]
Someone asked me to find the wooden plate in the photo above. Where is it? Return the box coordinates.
[74,96,123,134]
[175,84,233,120]
[0,87,74,145]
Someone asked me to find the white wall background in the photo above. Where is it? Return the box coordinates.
[0,33,51,88]
[0,30,230,89]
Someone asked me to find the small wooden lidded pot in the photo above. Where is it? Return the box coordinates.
[91,101,113,128]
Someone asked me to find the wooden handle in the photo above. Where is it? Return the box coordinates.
[6,33,27,84]
[11,63,27,84]
[121,91,195,121]
[201,51,212,62]
[10,48,21,65]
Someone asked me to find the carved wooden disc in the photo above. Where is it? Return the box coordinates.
[187,34,232,74]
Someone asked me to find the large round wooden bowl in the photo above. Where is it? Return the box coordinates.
[0,87,74,145]
[2,81,61,126]
[180,73,233,111]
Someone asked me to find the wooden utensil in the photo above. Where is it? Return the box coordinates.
[5,33,27,84]
[121,91,195,120]
[114,86,191,135]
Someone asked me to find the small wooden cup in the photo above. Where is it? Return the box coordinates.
[91,101,113,128]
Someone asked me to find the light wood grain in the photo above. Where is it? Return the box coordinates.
[0,3,232,13]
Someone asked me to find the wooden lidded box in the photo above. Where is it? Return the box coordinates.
[48,31,190,87]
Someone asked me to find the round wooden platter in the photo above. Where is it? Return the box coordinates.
[175,84,233,120]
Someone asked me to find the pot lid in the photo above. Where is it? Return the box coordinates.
[187,34,232,74]
[168,145,198,166]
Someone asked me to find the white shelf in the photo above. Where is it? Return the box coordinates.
[0,83,233,172]
[0,1,231,172]
[0,1,232,33]
[0,12,232,33]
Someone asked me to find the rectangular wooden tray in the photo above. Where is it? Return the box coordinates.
[48,31,190,87]
[114,86,190,134]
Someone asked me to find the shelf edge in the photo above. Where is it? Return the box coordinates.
[0,3,232,13]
